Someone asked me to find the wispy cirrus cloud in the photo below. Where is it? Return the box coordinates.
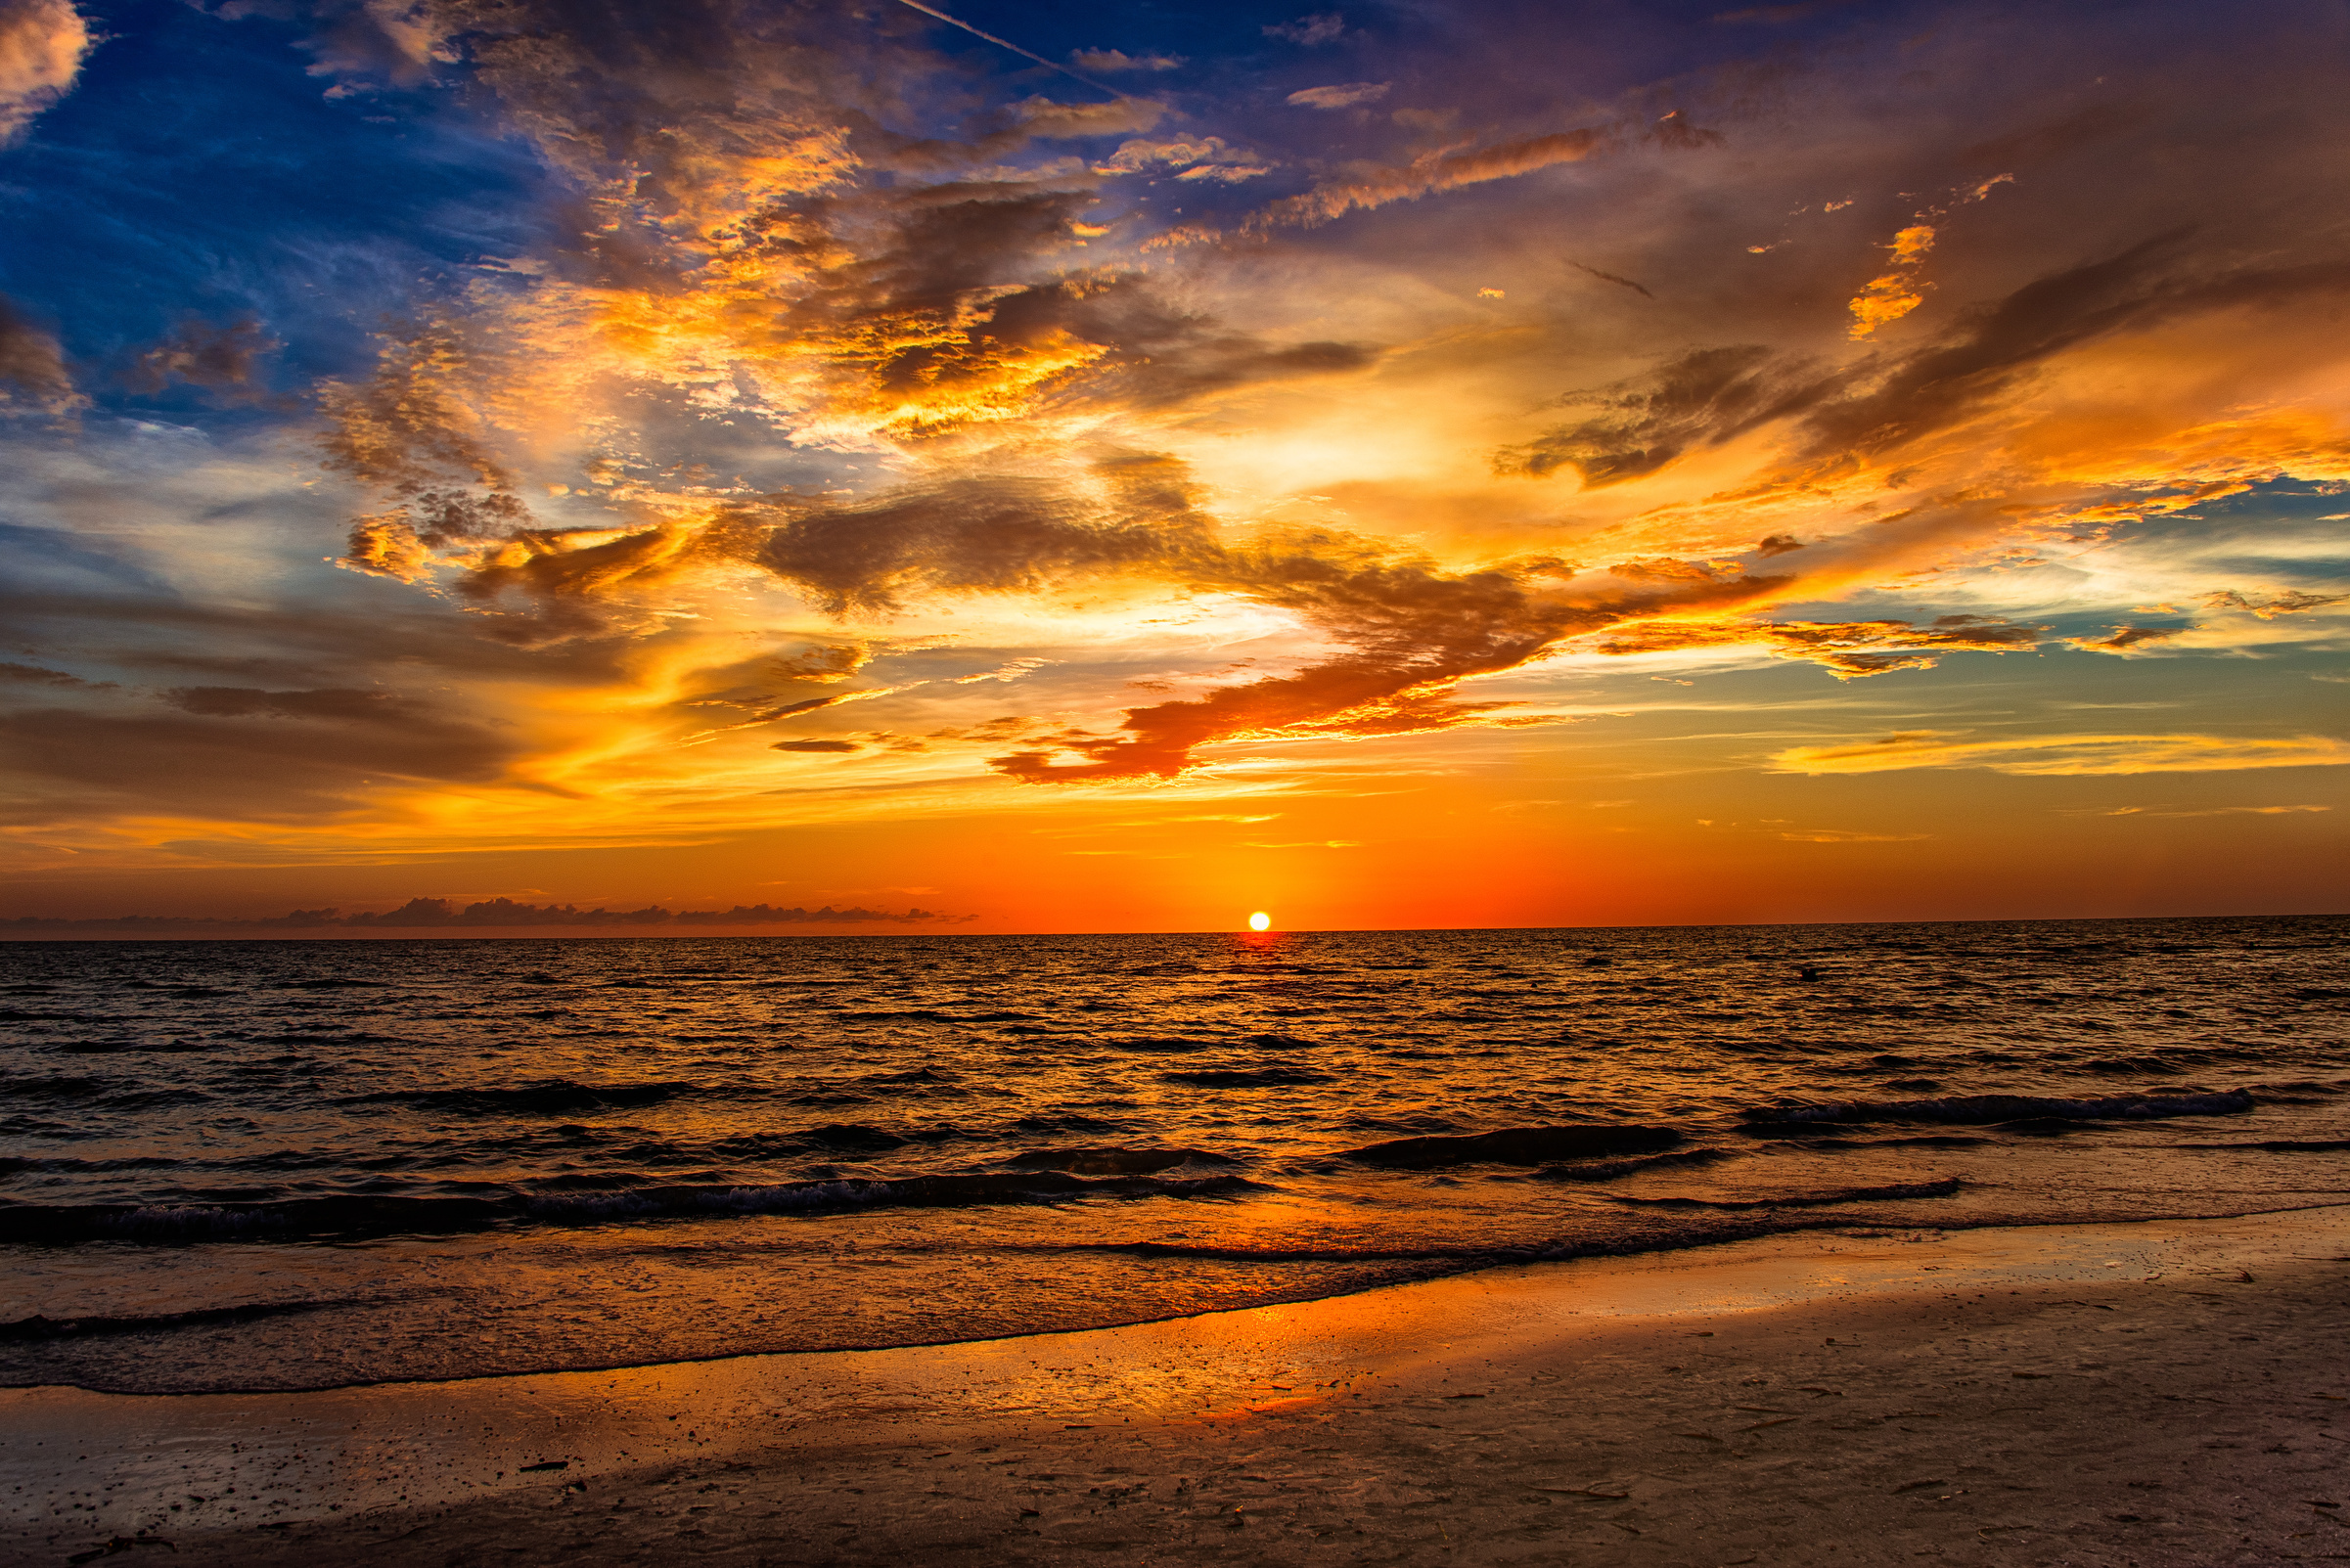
[1772,732,2350,777]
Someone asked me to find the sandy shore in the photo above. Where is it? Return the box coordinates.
[8,1206,2350,1567]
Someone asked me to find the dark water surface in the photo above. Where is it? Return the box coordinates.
[3,918,2345,1393]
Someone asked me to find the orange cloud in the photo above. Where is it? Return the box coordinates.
[1848,224,1935,338]
[0,0,87,142]
[1582,613,2041,676]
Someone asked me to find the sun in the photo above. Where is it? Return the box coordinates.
[1247,911,1271,931]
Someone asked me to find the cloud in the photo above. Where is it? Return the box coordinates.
[2199,589,2347,619]
[1070,48,1181,73]
[26,0,2337,875]
[1263,13,1344,45]
[1569,261,1653,298]
[1287,81,1388,110]
[773,644,870,683]
[2071,624,2186,652]
[0,697,517,816]
[160,685,424,722]
[2077,804,2329,818]
[1174,161,1270,183]
[0,0,89,142]
[519,458,1638,782]
[1583,613,2042,677]
[124,317,281,400]
[1771,731,2350,776]
[0,294,75,416]
[1777,829,1933,841]
[5,896,956,930]
[0,660,106,687]
[1093,134,1268,181]
[1500,229,2350,514]
[1847,224,1935,338]
[1494,344,1835,486]
[1229,124,1616,236]
[951,656,1050,683]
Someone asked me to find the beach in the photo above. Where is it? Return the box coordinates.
[11,1204,2349,1567]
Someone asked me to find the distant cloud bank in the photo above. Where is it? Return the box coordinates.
[5,897,966,935]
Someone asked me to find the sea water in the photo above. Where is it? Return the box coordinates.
[2,917,2344,1394]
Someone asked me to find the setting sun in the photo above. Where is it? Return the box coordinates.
[1247,912,1271,932]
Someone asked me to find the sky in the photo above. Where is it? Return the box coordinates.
[0,0,2344,934]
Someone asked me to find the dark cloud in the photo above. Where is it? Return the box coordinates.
[772,738,860,752]
[0,661,108,687]
[746,473,1194,615]
[123,317,281,400]
[1494,345,1836,486]
[2072,624,2186,652]
[1503,235,2350,492]
[6,897,956,931]
[1263,13,1344,45]
[1569,261,1652,298]
[1795,237,2350,471]
[0,701,515,819]
[161,685,419,722]
[0,591,638,690]
[0,295,75,416]
[319,324,520,496]
[2200,589,2346,619]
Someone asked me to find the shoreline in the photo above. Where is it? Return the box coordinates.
[9,1204,2350,1565]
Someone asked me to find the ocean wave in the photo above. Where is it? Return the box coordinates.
[0,1297,358,1342]
[522,1171,1262,1222]
[0,1076,210,1109]
[1163,1066,1330,1088]
[1344,1124,1682,1169]
[1741,1091,2256,1127]
[341,1080,696,1115]
[0,1075,113,1100]
[1105,1036,1221,1053]
[1008,1145,1238,1175]
[0,1170,1266,1245]
[1611,1177,1965,1210]
[1531,1147,1735,1183]
[799,1122,910,1150]
[0,1195,509,1244]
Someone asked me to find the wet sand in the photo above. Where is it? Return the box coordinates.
[9,1205,2350,1567]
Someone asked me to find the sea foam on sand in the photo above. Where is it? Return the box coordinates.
[9,1206,2350,1566]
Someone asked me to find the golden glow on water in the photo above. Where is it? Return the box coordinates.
[1248,912,1272,932]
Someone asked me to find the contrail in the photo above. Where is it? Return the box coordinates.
[889,0,1119,96]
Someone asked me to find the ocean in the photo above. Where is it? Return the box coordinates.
[3,917,2344,1396]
